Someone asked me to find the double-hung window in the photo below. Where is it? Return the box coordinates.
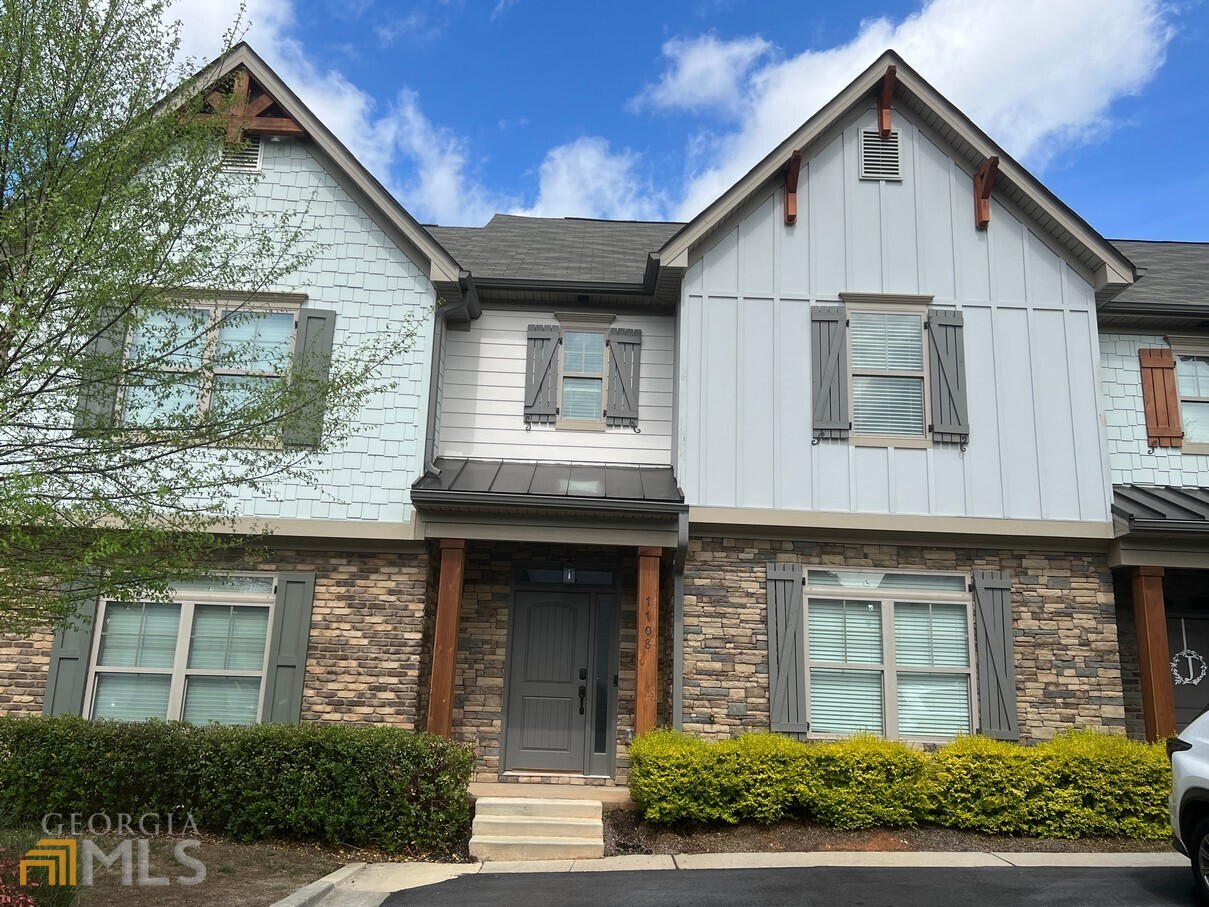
[84,576,275,726]
[804,569,974,740]
[849,307,927,439]
[1175,347,1209,449]
[558,325,610,428]
[122,303,297,427]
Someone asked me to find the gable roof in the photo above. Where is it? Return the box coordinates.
[656,49,1136,303]
[184,43,463,284]
[1102,240,1209,319]
[429,215,682,286]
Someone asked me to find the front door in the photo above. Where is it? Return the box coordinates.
[1169,615,1209,729]
[504,588,617,775]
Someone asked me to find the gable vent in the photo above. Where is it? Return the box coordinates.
[219,134,263,173]
[858,128,901,181]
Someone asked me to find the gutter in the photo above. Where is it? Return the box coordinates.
[409,488,688,516]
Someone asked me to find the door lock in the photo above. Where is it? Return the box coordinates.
[579,667,588,680]
[578,685,586,715]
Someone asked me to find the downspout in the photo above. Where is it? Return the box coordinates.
[422,311,445,478]
[672,509,688,730]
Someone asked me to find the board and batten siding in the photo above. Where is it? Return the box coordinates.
[1100,332,1209,486]
[219,138,434,523]
[439,308,674,464]
[678,104,1111,522]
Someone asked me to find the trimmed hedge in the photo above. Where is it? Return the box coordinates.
[629,729,1171,839]
[0,717,474,857]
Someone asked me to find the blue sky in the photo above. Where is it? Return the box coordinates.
[175,0,1207,239]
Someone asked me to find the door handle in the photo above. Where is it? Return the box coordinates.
[578,685,586,715]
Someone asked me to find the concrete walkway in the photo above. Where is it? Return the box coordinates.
[270,851,1188,907]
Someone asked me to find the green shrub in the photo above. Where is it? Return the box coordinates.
[0,717,474,857]
[805,736,927,830]
[631,728,1170,839]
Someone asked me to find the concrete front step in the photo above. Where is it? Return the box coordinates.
[472,815,602,839]
[469,797,605,862]
[468,836,604,862]
[473,797,602,820]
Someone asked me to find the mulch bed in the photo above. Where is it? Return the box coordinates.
[603,808,1174,857]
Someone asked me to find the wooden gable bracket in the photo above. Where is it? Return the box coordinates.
[973,155,1000,230]
[784,150,802,225]
[878,64,897,138]
[195,68,305,143]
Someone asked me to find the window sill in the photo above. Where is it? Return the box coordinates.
[850,434,932,449]
[1182,443,1209,455]
[555,419,608,432]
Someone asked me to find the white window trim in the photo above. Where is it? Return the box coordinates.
[845,298,931,447]
[1167,336,1209,455]
[801,568,977,743]
[554,315,614,431]
[120,298,302,433]
[83,574,276,725]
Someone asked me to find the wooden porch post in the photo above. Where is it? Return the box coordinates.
[1130,565,1175,741]
[636,547,661,736]
[426,538,466,737]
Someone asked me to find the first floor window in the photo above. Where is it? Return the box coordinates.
[805,570,973,740]
[86,576,275,726]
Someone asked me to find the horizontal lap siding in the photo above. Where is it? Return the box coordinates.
[678,104,1110,523]
[440,308,674,465]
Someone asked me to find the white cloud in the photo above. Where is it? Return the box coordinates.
[660,0,1174,220]
[631,34,771,118]
[513,137,668,221]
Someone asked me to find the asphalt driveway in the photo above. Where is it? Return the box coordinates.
[381,866,1195,906]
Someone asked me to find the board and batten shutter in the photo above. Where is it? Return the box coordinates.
[811,305,849,440]
[524,324,560,425]
[260,572,317,723]
[73,311,127,436]
[605,327,641,428]
[926,307,969,444]
[283,309,337,449]
[766,563,810,737]
[1139,348,1183,448]
[972,570,1018,740]
[43,597,99,717]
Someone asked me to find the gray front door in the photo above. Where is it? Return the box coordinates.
[1169,615,1209,729]
[504,591,592,772]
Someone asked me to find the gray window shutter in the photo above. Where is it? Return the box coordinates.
[766,563,810,737]
[811,305,849,440]
[926,307,969,445]
[973,570,1018,740]
[283,309,336,449]
[43,598,99,717]
[261,572,316,723]
[606,328,641,428]
[73,312,127,436]
[524,324,560,425]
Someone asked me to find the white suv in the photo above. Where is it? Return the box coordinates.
[1171,709,1209,902]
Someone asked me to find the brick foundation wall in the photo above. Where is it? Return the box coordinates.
[682,537,1127,742]
[0,547,431,727]
[452,541,642,785]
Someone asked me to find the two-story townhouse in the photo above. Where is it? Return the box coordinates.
[411,215,686,782]
[0,44,465,733]
[1097,240,1209,740]
[657,52,1139,749]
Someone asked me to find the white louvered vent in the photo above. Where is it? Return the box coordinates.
[219,134,263,173]
[858,128,901,181]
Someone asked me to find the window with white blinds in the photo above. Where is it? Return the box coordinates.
[804,570,973,740]
[849,310,926,437]
[86,576,274,726]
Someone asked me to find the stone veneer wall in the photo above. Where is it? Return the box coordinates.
[1111,571,1147,740]
[0,547,430,726]
[452,541,641,785]
[682,537,1127,742]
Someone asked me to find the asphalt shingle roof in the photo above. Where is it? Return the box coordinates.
[429,214,682,285]
[1110,240,1209,308]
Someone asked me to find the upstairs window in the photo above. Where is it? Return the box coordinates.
[849,310,926,437]
[559,328,608,425]
[1177,352,1209,447]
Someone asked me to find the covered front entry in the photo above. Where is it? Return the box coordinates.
[504,578,619,776]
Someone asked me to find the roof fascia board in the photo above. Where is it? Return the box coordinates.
[194,44,462,284]
[659,50,1134,296]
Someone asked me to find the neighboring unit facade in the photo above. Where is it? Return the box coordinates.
[2,45,1204,787]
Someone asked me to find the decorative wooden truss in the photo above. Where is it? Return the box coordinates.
[195,69,304,143]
